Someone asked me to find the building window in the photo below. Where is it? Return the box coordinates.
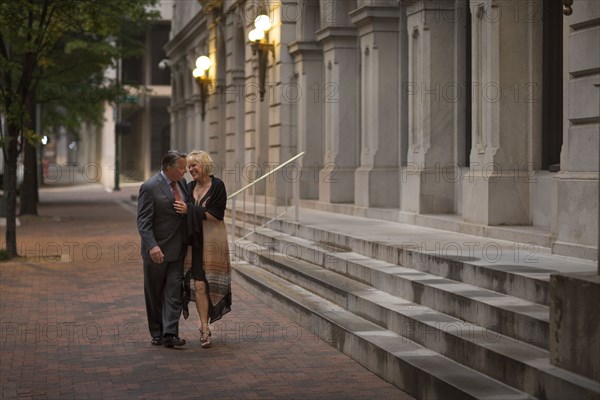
[150,22,171,86]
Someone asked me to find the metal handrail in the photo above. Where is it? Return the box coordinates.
[227,152,305,244]
[227,152,305,199]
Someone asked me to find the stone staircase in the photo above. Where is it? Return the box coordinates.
[226,209,600,400]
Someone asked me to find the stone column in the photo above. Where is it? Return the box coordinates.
[265,4,297,205]
[191,60,203,152]
[185,98,196,152]
[167,104,178,150]
[288,41,323,200]
[462,0,542,225]
[316,26,359,204]
[351,6,400,208]
[174,104,187,151]
[168,67,184,151]
[205,34,220,162]
[214,35,228,170]
[227,20,248,191]
[222,69,246,192]
[244,38,259,193]
[191,96,204,151]
[184,56,197,152]
[401,0,458,214]
[207,91,227,169]
[244,20,270,197]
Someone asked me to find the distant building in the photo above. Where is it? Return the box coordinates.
[70,0,174,189]
[118,2,173,185]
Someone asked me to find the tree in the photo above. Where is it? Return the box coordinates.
[0,0,159,258]
[20,27,149,215]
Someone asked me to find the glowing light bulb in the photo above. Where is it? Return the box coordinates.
[195,55,211,71]
[254,14,272,32]
[248,28,265,42]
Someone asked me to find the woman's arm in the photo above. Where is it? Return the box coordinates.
[205,179,227,221]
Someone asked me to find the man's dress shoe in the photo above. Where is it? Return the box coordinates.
[163,335,186,348]
[151,336,163,346]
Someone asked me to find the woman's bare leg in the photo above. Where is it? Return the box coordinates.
[194,280,211,347]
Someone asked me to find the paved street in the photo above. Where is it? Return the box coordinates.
[0,183,413,400]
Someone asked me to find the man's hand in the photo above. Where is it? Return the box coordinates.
[174,200,188,214]
[149,246,165,264]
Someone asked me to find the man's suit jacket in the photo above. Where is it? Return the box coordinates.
[137,173,188,262]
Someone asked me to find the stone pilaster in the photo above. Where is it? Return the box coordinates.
[266,4,298,204]
[463,0,542,225]
[401,0,458,214]
[288,41,323,200]
[243,22,265,195]
[316,26,359,204]
[351,6,400,208]
[223,70,246,192]
[175,103,188,152]
[169,66,186,151]
[167,104,179,151]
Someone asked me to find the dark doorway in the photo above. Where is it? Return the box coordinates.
[465,2,472,166]
[542,0,563,170]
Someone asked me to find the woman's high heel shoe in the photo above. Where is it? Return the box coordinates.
[200,328,212,348]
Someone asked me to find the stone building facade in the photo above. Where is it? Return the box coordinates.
[165,0,599,261]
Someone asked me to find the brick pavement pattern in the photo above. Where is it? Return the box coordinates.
[0,184,414,400]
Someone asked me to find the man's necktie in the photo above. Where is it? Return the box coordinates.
[170,181,182,202]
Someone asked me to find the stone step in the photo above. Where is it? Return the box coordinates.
[227,211,554,306]
[236,227,549,350]
[232,260,536,400]
[233,240,600,400]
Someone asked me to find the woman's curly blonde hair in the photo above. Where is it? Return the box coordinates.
[186,150,215,175]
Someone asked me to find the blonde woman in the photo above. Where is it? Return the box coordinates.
[174,150,231,348]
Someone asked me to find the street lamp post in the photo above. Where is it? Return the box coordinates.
[114,56,122,191]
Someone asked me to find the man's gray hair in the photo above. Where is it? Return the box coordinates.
[161,150,187,170]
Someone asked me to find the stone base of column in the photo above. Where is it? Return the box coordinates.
[354,167,399,208]
[552,173,598,260]
[463,174,530,225]
[401,170,455,214]
[300,165,319,200]
[550,272,600,382]
[319,167,355,204]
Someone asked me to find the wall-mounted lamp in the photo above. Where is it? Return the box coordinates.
[192,55,212,121]
[562,0,573,15]
[248,14,274,101]
[158,58,171,70]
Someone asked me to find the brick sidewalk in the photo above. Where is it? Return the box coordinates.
[0,185,414,400]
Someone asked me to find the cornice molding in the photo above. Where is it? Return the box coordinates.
[165,12,209,57]
[288,41,322,57]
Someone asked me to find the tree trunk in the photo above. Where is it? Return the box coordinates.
[20,140,38,215]
[4,123,20,258]
[20,95,38,215]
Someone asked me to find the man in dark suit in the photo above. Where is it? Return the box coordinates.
[137,150,188,348]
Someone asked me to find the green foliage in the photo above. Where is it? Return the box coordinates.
[0,0,161,257]
[23,127,42,146]
[0,0,160,145]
